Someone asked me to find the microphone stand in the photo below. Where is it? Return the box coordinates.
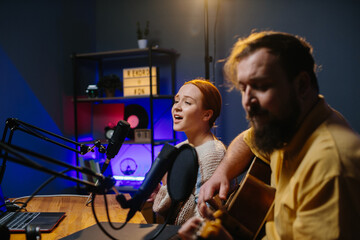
[0,141,116,240]
[0,142,112,191]
[0,118,106,186]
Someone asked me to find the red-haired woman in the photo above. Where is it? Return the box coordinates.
[152,79,226,225]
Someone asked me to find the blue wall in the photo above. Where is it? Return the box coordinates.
[0,1,96,197]
[0,46,77,197]
[1,0,360,197]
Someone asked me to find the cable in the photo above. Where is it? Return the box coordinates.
[103,193,127,230]
[148,201,181,240]
[90,193,127,240]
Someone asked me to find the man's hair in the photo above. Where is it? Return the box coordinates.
[184,79,222,128]
[224,31,319,93]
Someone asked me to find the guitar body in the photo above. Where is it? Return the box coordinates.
[201,157,275,240]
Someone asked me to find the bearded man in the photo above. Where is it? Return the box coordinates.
[178,31,360,240]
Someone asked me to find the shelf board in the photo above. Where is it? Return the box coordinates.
[76,95,174,102]
[79,139,177,145]
[72,47,178,61]
[125,139,177,145]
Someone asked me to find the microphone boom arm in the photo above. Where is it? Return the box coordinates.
[2,118,97,155]
[0,141,114,193]
[0,118,106,184]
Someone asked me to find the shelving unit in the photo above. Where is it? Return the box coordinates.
[71,48,178,187]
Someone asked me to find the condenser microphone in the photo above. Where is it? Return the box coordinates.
[116,143,178,222]
[101,120,130,174]
[86,120,130,206]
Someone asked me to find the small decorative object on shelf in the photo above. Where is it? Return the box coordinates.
[123,66,157,96]
[120,158,138,176]
[85,85,98,98]
[136,21,149,49]
[134,129,151,143]
[104,123,116,140]
[97,74,122,97]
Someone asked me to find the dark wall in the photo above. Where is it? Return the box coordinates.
[94,0,360,146]
[1,0,359,197]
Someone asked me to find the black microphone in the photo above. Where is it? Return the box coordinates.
[101,120,130,174]
[117,143,178,222]
[86,120,130,206]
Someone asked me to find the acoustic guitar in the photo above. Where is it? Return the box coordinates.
[198,157,276,240]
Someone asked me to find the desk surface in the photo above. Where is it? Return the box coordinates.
[10,194,146,240]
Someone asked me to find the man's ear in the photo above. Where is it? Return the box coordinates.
[294,71,311,98]
[203,109,213,122]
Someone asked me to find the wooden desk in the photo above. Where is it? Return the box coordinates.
[10,194,146,240]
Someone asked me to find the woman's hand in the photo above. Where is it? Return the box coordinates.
[147,183,161,202]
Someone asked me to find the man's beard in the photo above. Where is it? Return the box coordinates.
[247,98,300,154]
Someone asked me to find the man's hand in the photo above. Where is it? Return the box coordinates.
[178,205,234,240]
[198,170,230,217]
[178,216,203,240]
[200,173,230,202]
[178,202,214,239]
[198,132,253,213]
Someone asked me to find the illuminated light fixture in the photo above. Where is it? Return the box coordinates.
[113,175,145,181]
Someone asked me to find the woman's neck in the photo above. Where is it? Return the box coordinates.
[186,130,214,147]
